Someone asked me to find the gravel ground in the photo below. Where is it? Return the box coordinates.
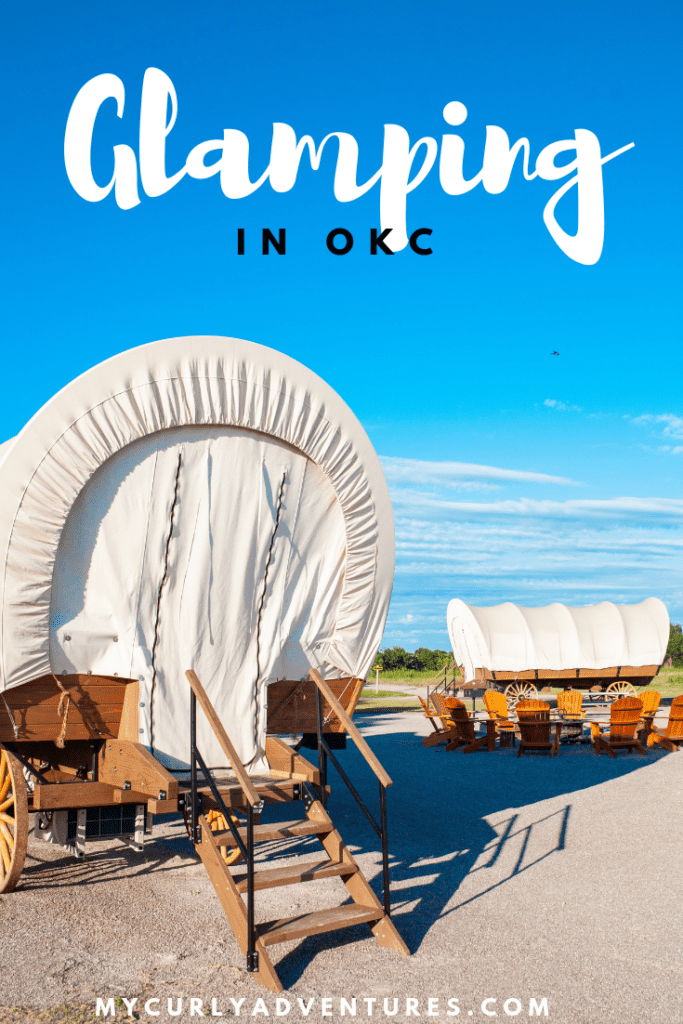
[2,711,682,1024]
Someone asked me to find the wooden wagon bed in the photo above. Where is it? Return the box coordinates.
[0,674,366,822]
[0,674,138,744]
[0,668,407,992]
[467,664,661,687]
[0,674,364,746]
[0,336,405,989]
[458,663,662,702]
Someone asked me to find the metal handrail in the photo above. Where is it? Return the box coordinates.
[309,668,392,787]
[424,659,459,689]
[186,670,260,807]
[313,677,392,917]
[186,672,261,974]
[426,666,462,707]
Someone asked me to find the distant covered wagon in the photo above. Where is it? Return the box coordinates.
[447,598,669,703]
[0,337,408,990]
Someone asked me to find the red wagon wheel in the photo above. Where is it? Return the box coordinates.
[0,747,29,894]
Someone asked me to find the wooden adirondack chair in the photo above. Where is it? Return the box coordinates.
[636,690,662,742]
[556,689,586,719]
[556,688,585,742]
[422,692,459,747]
[442,698,495,753]
[647,694,683,752]
[483,689,517,747]
[639,690,661,718]
[418,695,441,732]
[515,699,561,757]
[590,696,646,757]
[516,698,551,714]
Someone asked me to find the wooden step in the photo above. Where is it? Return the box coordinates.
[257,904,384,946]
[232,859,357,893]
[181,778,301,810]
[213,818,332,847]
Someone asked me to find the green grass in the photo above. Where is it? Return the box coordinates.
[350,668,683,718]
[361,688,412,699]
[361,667,683,707]
[643,666,683,696]
[370,668,462,684]
[537,667,683,698]
[357,687,423,712]
[356,700,422,713]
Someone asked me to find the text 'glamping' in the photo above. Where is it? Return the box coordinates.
[64,68,635,265]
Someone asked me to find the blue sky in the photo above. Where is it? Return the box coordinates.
[2,0,682,650]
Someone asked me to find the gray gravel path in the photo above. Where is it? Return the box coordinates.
[2,712,682,1023]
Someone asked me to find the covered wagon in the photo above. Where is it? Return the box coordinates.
[0,336,408,991]
[447,598,669,702]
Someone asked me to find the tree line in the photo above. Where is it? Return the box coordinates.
[374,646,452,672]
[376,618,683,675]
[667,623,683,666]
[377,623,683,672]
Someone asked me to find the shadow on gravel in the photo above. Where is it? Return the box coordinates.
[18,823,199,892]
[14,711,676,991]
[271,715,674,986]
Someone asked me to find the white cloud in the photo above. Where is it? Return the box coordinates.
[544,398,582,412]
[389,492,683,525]
[380,456,578,489]
[379,456,683,645]
[387,509,683,632]
[632,413,683,444]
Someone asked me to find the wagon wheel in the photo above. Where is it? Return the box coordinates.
[605,681,638,702]
[207,808,246,866]
[504,681,538,706]
[0,747,29,894]
[182,803,252,866]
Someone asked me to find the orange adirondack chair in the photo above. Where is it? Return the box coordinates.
[515,699,561,757]
[442,698,494,753]
[556,688,586,742]
[483,689,517,746]
[647,695,683,752]
[590,697,646,757]
[635,689,661,735]
[556,690,585,719]
[418,695,441,732]
[516,698,551,714]
[639,690,661,718]
[422,692,459,747]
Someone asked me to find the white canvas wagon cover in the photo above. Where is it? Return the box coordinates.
[447,598,669,684]
[0,336,394,769]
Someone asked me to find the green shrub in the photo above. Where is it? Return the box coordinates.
[667,623,683,666]
[374,646,452,672]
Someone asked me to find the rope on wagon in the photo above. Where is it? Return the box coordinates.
[250,469,287,764]
[322,677,353,727]
[1,691,19,739]
[51,674,71,749]
[150,450,183,756]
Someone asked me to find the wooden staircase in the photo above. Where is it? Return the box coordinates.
[183,670,409,992]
